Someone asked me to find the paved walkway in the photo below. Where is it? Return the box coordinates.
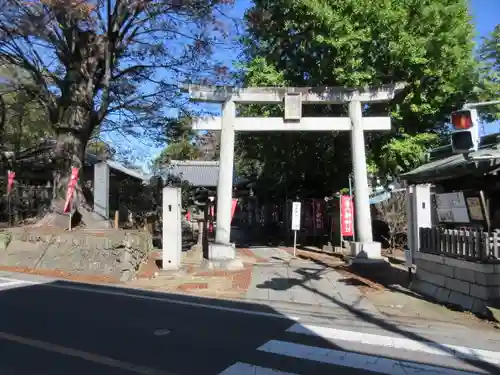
[126,246,498,330]
[246,261,379,315]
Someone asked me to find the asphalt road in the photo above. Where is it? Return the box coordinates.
[0,274,499,375]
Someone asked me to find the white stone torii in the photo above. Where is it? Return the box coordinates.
[181,84,406,268]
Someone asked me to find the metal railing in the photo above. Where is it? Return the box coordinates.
[419,227,500,262]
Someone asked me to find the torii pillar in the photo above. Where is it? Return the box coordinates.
[181,84,406,268]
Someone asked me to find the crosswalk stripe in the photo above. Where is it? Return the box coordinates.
[258,340,482,375]
[0,280,29,287]
[218,362,298,375]
[286,323,500,365]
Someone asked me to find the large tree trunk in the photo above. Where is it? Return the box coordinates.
[36,130,110,229]
[35,31,108,229]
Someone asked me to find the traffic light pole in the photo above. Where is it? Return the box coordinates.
[463,100,500,109]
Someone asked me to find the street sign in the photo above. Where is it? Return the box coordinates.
[291,201,301,230]
[340,195,354,237]
[291,201,301,257]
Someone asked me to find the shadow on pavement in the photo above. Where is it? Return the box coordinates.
[310,255,496,319]
[256,262,500,375]
[0,276,497,374]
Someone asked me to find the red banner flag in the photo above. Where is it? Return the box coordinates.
[63,168,80,213]
[7,170,15,194]
[340,195,354,237]
[231,198,238,221]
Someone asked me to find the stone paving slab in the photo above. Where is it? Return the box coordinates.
[244,261,381,317]
[247,247,295,264]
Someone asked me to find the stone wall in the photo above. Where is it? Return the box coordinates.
[411,251,500,316]
[0,227,153,282]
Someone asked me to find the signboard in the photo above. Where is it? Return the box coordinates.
[340,195,354,236]
[63,168,80,213]
[466,197,484,221]
[284,92,302,121]
[291,201,301,230]
[93,162,109,219]
[7,170,15,194]
[434,192,470,223]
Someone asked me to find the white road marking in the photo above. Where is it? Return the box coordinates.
[258,340,483,375]
[0,331,175,375]
[218,362,298,375]
[40,281,301,321]
[0,277,41,285]
[0,277,41,288]
[287,323,500,365]
[0,280,29,287]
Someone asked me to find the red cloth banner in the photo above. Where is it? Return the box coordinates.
[340,195,354,236]
[209,205,214,233]
[209,199,238,233]
[7,170,15,194]
[231,199,238,221]
[63,168,80,213]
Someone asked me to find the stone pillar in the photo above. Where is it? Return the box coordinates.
[348,100,382,262]
[94,162,110,219]
[407,184,432,261]
[207,99,243,269]
[162,186,182,270]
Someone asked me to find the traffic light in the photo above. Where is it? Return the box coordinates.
[450,109,479,154]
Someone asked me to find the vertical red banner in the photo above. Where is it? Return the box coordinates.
[63,168,80,213]
[7,170,15,194]
[340,195,354,237]
[209,205,214,233]
[231,198,238,221]
[208,199,237,233]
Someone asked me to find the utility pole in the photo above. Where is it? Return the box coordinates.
[463,100,500,109]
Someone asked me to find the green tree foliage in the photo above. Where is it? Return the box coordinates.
[151,115,221,173]
[151,116,201,173]
[237,0,478,194]
[373,132,442,178]
[476,24,500,121]
[0,0,233,213]
[86,139,115,160]
[0,65,52,152]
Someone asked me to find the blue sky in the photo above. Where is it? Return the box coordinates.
[115,0,500,171]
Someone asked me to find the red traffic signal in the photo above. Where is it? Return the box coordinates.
[451,110,473,130]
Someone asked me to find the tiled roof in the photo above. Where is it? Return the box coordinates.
[165,160,241,187]
[86,153,151,182]
[401,146,500,184]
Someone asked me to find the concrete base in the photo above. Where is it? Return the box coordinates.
[349,241,382,259]
[201,242,244,270]
[208,242,236,260]
[200,258,244,271]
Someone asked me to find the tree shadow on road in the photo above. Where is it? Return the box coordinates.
[0,273,497,374]
[256,262,500,375]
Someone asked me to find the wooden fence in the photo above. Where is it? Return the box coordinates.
[419,227,500,261]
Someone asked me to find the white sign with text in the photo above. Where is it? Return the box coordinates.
[291,202,301,231]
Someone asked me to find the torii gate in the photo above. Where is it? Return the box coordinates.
[181,84,405,268]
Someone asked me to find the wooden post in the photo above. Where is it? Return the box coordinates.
[114,210,119,229]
